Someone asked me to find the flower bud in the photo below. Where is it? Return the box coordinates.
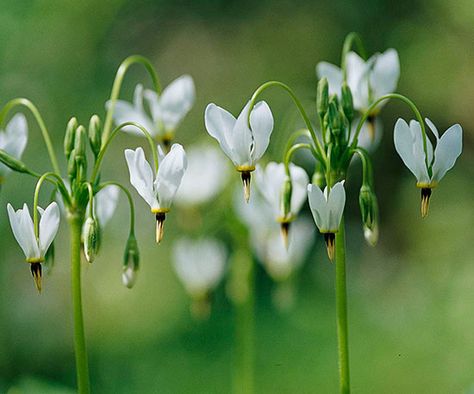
[64,117,78,159]
[67,148,77,179]
[317,77,329,117]
[341,83,354,123]
[88,115,102,157]
[122,235,140,289]
[328,98,342,137]
[359,184,379,245]
[0,150,30,174]
[74,125,87,158]
[83,216,99,263]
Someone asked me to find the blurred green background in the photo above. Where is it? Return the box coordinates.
[1,0,473,393]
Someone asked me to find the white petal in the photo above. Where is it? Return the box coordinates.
[159,75,195,132]
[7,203,40,259]
[351,116,383,152]
[431,124,462,182]
[370,49,400,100]
[394,119,428,182]
[316,62,343,96]
[289,164,309,215]
[254,162,284,218]
[204,103,237,163]
[124,148,158,209]
[410,121,431,183]
[307,184,329,231]
[327,181,346,231]
[94,185,120,227]
[230,102,254,166]
[250,101,273,161]
[3,113,28,158]
[346,51,370,110]
[155,144,187,208]
[38,202,60,255]
[425,117,440,139]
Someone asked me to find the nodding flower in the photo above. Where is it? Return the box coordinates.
[394,118,462,217]
[7,202,60,292]
[204,100,273,203]
[109,76,195,146]
[125,144,187,243]
[307,181,346,261]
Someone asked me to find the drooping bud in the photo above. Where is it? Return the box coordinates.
[0,150,31,174]
[64,117,78,159]
[240,171,252,203]
[155,212,166,243]
[122,235,139,288]
[324,233,336,262]
[30,262,42,293]
[341,82,354,123]
[364,222,379,247]
[83,216,99,263]
[359,184,379,246]
[88,115,102,157]
[420,187,432,218]
[317,77,329,117]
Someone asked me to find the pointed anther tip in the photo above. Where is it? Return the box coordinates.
[280,222,290,250]
[240,171,252,203]
[420,188,432,219]
[324,233,336,262]
[155,212,166,244]
[30,263,42,294]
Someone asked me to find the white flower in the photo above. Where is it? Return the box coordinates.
[125,144,187,212]
[91,185,120,227]
[205,101,273,201]
[175,144,229,206]
[254,162,308,221]
[307,181,346,261]
[110,76,195,140]
[172,237,227,298]
[259,219,314,282]
[350,116,383,151]
[125,144,187,242]
[394,118,462,217]
[317,49,400,113]
[7,202,60,292]
[0,113,28,180]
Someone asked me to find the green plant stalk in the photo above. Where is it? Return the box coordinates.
[69,214,90,394]
[234,258,255,394]
[335,216,350,394]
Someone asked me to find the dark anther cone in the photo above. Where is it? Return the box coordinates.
[155,212,166,244]
[30,263,42,293]
[420,188,432,218]
[367,115,376,143]
[280,222,290,250]
[241,171,251,203]
[324,233,336,262]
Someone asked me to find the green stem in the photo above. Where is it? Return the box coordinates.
[233,253,255,394]
[284,143,319,175]
[335,216,350,394]
[0,98,61,174]
[102,55,161,145]
[247,81,327,161]
[91,121,158,183]
[98,181,136,233]
[69,214,90,394]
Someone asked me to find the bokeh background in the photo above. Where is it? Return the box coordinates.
[1,0,473,393]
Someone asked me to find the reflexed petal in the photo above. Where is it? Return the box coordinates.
[159,75,195,131]
[255,162,284,217]
[289,164,309,215]
[108,99,156,137]
[155,144,187,208]
[351,117,383,152]
[38,202,60,255]
[370,49,400,100]
[394,119,428,182]
[124,148,158,209]
[432,124,462,182]
[327,181,346,231]
[3,113,28,158]
[425,117,440,139]
[94,185,120,227]
[204,103,236,163]
[307,184,329,231]
[7,203,40,259]
[231,102,254,166]
[410,121,431,184]
[316,62,343,96]
[250,101,273,161]
[346,51,370,110]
